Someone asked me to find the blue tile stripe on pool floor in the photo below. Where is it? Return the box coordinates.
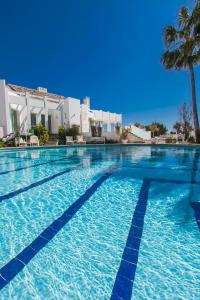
[0,157,73,175]
[110,178,150,300]
[0,168,73,202]
[0,164,118,290]
[191,202,200,231]
[0,158,101,202]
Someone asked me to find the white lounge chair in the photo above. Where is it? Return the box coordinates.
[76,135,86,144]
[66,136,74,145]
[30,135,39,146]
[15,137,27,147]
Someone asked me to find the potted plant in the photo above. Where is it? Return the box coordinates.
[121,128,129,144]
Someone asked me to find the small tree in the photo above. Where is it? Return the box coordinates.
[66,125,79,139]
[70,125,79,139]
[149,124,159,138]
[146,122,167,136]
[33,124,49,145]
[173,122,182,134]
[134,122,145,129]
[121,128,129,140]
[58,127,66,145]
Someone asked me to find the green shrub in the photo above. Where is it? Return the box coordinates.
[188,136,195,144]
[5,139,15,147]
[58,127,66,145]
[67,125,79,139]
[165,138,176,144]
[33,124,49,145]
[0,140,6,148]
[121,128,129,140]
[58,125,80,145]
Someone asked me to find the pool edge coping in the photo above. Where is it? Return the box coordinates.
[1,143,200,152]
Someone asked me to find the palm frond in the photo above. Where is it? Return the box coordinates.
[194,23,200,36]
[163,26,178,48]
[191,3,200,25]
[161,3,200,71]
[178,6,190,28]
[161,50,182,70]
[194,49,200,64]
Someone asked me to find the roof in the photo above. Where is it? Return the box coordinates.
[7,84,66,102]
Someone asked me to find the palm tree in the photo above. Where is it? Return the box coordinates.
[149,124,159,138]
[161,6,200,141]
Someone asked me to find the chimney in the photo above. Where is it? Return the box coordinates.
[37,87,47,93]
[83,96,90,108]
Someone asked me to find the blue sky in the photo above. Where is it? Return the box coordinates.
[0,0,199,129]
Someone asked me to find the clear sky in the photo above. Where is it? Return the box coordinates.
[0,0,199,129]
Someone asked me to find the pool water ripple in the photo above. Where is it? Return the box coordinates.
[0,145,200,299]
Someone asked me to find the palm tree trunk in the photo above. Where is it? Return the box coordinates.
[189,63,199,140]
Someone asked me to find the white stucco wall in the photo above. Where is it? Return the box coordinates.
[48,109,61,134]
[9,94,26,106]
[81,104,90,133]
[92,110,103,122]
[0,80,11,135]
[62,97,81,128]
[102,111,110,123]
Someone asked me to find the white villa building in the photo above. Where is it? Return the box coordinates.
[0,80,122,139]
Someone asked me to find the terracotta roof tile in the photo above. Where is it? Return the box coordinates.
[7,84,66,102]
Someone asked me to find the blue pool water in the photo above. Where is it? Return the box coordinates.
[0,145,199,299]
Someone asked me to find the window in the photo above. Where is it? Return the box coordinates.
[11,109,18,132]
[31,113,36,128]
[103,124,107,133]
[41,114,45,127]
[111,123,115,133]
[48,115,52,133]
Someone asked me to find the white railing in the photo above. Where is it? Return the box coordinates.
[127,125,151,141]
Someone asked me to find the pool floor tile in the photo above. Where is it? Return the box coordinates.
[0,275,7,290]
[122,248,138,263]
[126,236,141,249]
[111,275,133,299]
[0,259,24,282]
[30,236,49,252]
[118,260,137,281]
[16,246,36,265]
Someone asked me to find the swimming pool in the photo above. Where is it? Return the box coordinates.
[0,145,199,299]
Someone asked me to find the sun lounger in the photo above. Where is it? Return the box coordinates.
[30,135,39,146]
[66,136,74,145]
[15,137,27,147]
[75,135,86,144]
